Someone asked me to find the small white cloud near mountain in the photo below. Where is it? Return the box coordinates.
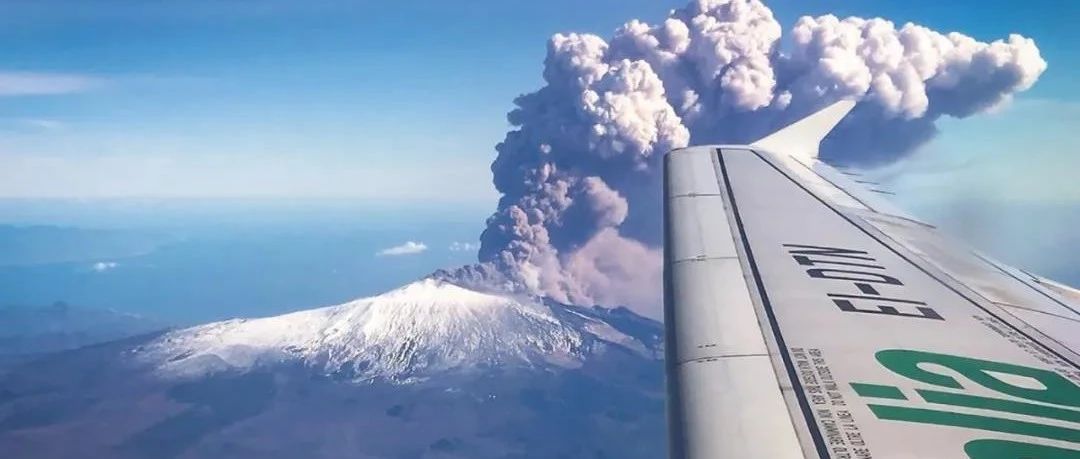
[448,241,479,252]
[375,241,427,256]
[91,261,118,272]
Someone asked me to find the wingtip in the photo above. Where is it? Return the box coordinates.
[751,99,857,160]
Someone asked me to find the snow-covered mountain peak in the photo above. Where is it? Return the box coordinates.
[135,279,654,383]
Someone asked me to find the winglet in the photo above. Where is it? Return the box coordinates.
[751,99,856,160]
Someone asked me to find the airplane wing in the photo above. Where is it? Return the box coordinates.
[662,100,1080,458]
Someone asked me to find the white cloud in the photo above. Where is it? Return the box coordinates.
[92,261,118,272]
[448,241,480,252]
[0,151,496,201]
[0,72,102,96]
[18,119,65,130]
[376,241,428,256]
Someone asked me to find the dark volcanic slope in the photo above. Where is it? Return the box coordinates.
[0,309,665,459]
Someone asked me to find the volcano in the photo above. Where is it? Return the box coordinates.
[0,280,666,458]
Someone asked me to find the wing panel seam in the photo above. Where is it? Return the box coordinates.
[992,302,1080,325]
[675,353,770,365]
[971,252,1080,319]
[669,256,739,265]
[790,156,936,230]
[668,193,724,198]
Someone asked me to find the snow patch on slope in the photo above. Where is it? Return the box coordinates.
[136,279,642,382]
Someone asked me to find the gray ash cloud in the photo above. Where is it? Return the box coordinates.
[443,0,1046,316]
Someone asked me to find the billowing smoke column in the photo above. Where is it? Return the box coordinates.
[441,0,1046,316]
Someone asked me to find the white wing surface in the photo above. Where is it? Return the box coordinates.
[663,101,1080,458]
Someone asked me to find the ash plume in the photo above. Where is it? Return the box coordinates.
[442,0,1046,316]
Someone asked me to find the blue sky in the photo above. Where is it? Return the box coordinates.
[0,0,1076,201]
[0,0,1077,323]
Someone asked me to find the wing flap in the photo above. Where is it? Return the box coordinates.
[666,194,736,263]
[671,354,805,458]
[663,147,806,459]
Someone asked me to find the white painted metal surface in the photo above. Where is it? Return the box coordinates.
[664,147,805,459]
[663,101,1080,458]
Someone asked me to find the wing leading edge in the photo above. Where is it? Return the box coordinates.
[663,102,1080,458]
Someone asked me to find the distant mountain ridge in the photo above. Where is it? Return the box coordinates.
[0,302,165,364]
